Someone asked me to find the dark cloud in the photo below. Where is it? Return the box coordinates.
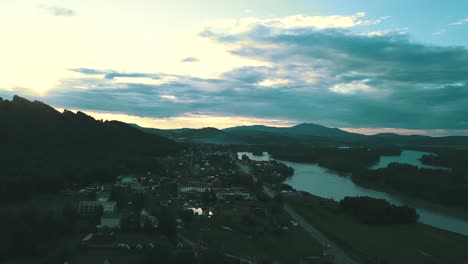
[195,25,468,130]
[39,4,76,17]
[6,19,468,132]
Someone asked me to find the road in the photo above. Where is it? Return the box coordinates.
[232,153,358,264]
[283,204,357,264]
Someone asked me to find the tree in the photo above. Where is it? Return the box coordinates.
[62,202,77,225]
[142,241,173,264]
[202,189,210,203]
[180,209,194,227]
[210,189,217,202]
[173,250,197,264]
[159,208,177,237]
[200,246,224,264]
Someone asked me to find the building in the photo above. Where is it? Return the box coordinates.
[101,201,117,213]
[78,201,102,215]
[78,201,117,215]
[81,230,116,247]
[97,191,111,202]
[101,212,121,229]
[178,184,209,193]
[117,176,144,191]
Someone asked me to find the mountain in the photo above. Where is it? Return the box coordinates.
[132,124,244,144]
[225,123,355,138]
[134,122,468,149]
[0,95,180,202]
[133,123,363,147]
[372,133,468,148]
[0,95,179,155]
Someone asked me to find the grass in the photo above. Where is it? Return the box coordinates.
[184,205,328,263]
[286,194,468,264]
[70,248,143,264]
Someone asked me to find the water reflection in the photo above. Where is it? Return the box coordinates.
[371,150,449,170]
[237,151,468,236]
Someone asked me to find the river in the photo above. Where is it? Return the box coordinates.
[237,151,468,236]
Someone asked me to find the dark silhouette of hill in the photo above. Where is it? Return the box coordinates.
[132,124,246,144]
[135,122,468,148]
[0,95,180,202]
[225,123,354,137]
[372,133,468,147]
[0,95,179,155]
[140,123,367,146]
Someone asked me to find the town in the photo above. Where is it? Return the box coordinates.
[56,145,331,263]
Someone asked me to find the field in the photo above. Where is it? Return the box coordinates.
[287,194,468,264]
[183,204,328,263]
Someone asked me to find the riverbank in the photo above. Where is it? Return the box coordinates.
[282,159,468,236]
[286,194,468,264]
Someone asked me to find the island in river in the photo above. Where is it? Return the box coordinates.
[238,151,468,236]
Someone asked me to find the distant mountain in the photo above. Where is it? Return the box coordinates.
[133,124,245,145]
[0,95,180,202]
[225,123,355,138]
[372,133,468,148]
[134,122,468,149]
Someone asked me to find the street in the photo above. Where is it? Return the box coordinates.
[233,153,357,264]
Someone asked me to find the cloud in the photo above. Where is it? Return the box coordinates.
[4,12,468,133]
[104,72,159,80]
[199,12,386,38]
[58,109,296,129]
[449,17,468,26]
[69,68,106,75]
[330,81,376,94]
[38,4,76,17]
[181,57,200,63]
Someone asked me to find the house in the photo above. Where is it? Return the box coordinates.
[210,178,222,188]
[78,201,102,215]
[81,230,116,247]
[117,176,144,191]
[140,209,158,228]
[78,201,117,215]
[101,201,117,213]
[101,212,121,229]
[178,182,210,193]
[97,191,112,202]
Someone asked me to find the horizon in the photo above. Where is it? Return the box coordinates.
[3,94,468,137]
[2,2,468,258]
[1,1,467,136]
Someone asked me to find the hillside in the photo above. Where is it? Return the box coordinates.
[134,122,468,149]
[0,95,180,202]
[134,125,245,145]
[225,123,355,138]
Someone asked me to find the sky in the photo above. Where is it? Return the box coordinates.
[1,0,468,136]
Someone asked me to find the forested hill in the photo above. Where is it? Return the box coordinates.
[0,95,179,155]
[0,95,181,202]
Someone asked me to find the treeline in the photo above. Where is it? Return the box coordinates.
[0,203,78,262]
[352,163,468,208]
[0,96,181,203]
[247,158,294,183]
[420,149,468,170]
[340,196,419,225]
[270,147,401,173]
